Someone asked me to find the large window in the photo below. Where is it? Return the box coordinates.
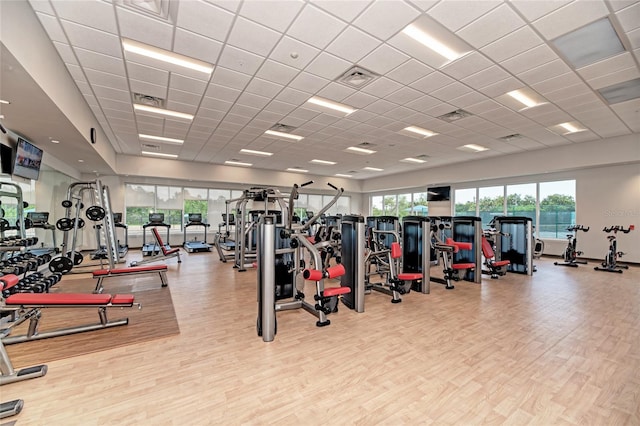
[454,188,476,216]
[125,184,155,231]
[539,180,576,238]
[478,186,504,227]
[507,183,537,228]
[155,186,183,229]
[371,196,383,216]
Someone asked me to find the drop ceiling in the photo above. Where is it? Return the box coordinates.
[1,0,639,180]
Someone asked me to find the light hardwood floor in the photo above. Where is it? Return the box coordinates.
[2,252,639,425]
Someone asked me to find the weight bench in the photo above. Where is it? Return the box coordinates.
[130,227,181,267]
[92,264,168,293]
[1,274,139,346]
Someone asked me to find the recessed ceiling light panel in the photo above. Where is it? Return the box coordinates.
[402,126,438,138]
[363,167,383,171]
[345,146,377,155]
[139,134,184,145]
[552,18,625,69]
[240,149,273,157]
[598,78,640,104]
[141,151,178,158]
[134,104,194,120]
[310,159,337,165]
[225,160,252,167]
[306,97,356,115]
[457,144,488,153]
[122,38,213,74]
[264,130,304,141]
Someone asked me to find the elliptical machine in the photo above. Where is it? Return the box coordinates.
[554,225,589,267]
[594,225,634,273]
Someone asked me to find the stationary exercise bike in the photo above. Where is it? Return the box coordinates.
[594,225,634,273]
[554,225,589,267]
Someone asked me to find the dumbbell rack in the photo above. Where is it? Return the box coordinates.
[0,252,63,297]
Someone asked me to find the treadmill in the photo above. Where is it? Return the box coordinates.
[113,213,128,257]
[183,213,212,253]
[26,212,58,255]
[142,213,171,256]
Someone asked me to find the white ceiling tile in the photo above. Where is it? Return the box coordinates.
[588,66,640,90]
[427,0,502,32]
[61,20,123,57]
[531,72,582,95]
[385,86,424,105]
[85,68,128,91]
[386,59,433,85]
[168,88,203,106]
[269,36,320,70]
[317,82,357,102]
[342,91,378,109]
[312,0,373,22]
[217,45,264,76]
[200,96,233,112]
[287,4,347,49]
[365,99,400,114]
[440,52,493,80]
[448,91,490,108]
[256,60,299,86]
[53,0,117,33]
[275,87,311,105]
[325,26,381,63]
[456,4,526,49]
[357,45,410,78]
[478,77,523,97]
[263,100,297,116]
[611,98,640,132]
[627,27,640,49]
[236,92,271,109]
[53,41,77,65]
[531,0,609,41]
[227,17,282,57]
[35,12,68,43]
[361,77,404,98]
[462,65,510,89]
[174,29,223,64]
[288,71,330,93]
[129,78,166,99]
[91,84,131,103]
[480,25,543,63]
[244,77,284,99]
[176,0,235,42]
[555,92,601,109]
[74,47,125,77]
[577,52,636,81]
[500,44,558,75]
[411,72,455,94]
[508,0,571,22]
[211,67,251,90]
[616,1,640,32]
[126,62,169,87]
[239,0,304,32]
[170,73,208,95]
[116,6,173,49]
[99,98,132,112]
[305,52,352,80]
[353,0,420,41]
[517,59,572,86]
[28,0,55,15]
[431,82,472,102]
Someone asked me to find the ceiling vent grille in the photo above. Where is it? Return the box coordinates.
[337,66,379,88]
[141,143,161,151]
[269,123,297,133]
[120,0,171,20]
[358,142,376,147]
[499,134,522,142]
[133,93,165,108]
[437,109,473,122]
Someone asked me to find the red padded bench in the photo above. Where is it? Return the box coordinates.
[93,264,168,293]
[5,293,134,307]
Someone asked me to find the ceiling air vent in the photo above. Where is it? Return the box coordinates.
[437,109,473,122]
[358,142,375,147]
[499,134,522,142]
[120,0,172,20]
[141,143,161,151]
[269,123,297,133]
[133,93,165,108]
[337,66,379,88]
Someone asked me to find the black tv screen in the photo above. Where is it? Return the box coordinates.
[13,137,43,180]
[427,186,451,202]
[188,213,202,223]
[1,144,13,175]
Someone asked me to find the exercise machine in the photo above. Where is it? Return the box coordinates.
[594,225,634,273]
[214,213,236,262]
[141,213,171,256]
[131,227,181,267]
[256,181,349,342]
[481,229,511,278]
[112,213,128,258]
[183,213,211,253]
[429,222,475,290]
[25,212,58,256]
[400,216,431,293]
[492,216,535,275]
[554,225,589,267]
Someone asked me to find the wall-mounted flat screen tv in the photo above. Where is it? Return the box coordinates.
[0,144,13,175]
[427,186,451,202]
[13,137,43,180]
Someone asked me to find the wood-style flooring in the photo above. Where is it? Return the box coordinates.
[1,251,638,425]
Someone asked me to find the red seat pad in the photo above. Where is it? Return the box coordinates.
[323,286,351,297]
[111,294,135,304]
[398,273,422,281]
[93,265,167,277]
[390,242,402,259]
[490,260,510,267]
[452,263,475,270]
[0,274,20,290]
[163,248,180,255]
[6,293,113,305]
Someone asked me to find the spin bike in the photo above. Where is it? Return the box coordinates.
[554,225,589,267]
[594,226,633,273]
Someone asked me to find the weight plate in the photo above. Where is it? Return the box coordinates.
[77,218,85,229]
[48,257,73,274]
[61,200,72,208]
[86,206,106,221]
[66,251,84,266]
[56,218,73,231]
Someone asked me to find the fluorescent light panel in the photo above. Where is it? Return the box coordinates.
[286,168,308,173]
[401,157,426,164]
[507,89,544,109]
[557,122,587,134]
[598,78,640,104]
[403,126,438,138]
[310,159,336,165]
[552,18,625,69]
[139,134,184,145]
[402,24,461,61]
[122,38,213,74]
[141,151,178,158]
[0,99,9,105]
[335,173,353,178]
[134,104,194,120]
[458,144,488,153]
[264,130,304,141]
[346,146,376,155]
[240,149,273,157]
[306,97,356,115]
[363,167,383,171]
[225,160,252,167]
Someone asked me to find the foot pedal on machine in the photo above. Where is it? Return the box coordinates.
[0,399,24,419]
